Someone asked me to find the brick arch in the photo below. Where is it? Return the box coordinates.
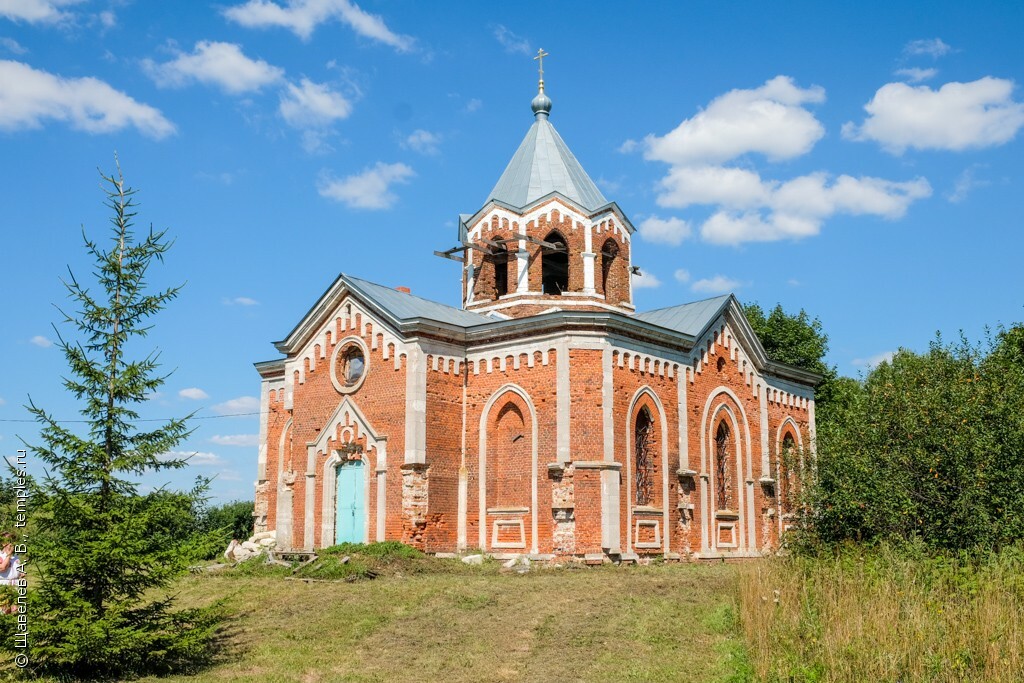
[477,384,539,553]
[624,386,671,554]
[699,387,755,554]
[315,397,388,550]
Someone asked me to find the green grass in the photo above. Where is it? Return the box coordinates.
[738,546,1024,683]
[131,550,746,683]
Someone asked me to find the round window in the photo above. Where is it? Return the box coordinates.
[330,337,369,394]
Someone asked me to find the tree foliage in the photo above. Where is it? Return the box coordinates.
[806,328,1024,551]
[13,162,222,677]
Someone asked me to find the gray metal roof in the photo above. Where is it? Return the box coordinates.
[633,295,732,337]
[344,274,492,328]
[487,117,608,212]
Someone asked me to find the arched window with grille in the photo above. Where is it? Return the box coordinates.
[634,406,654,506]
[715,422,733,511]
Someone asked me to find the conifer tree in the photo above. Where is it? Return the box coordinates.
[19,160,221,677]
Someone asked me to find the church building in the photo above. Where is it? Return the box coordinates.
[252,65,818,561]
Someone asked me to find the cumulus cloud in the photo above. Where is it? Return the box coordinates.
[492,24,530,55]
[618,139,639,154]
[144,41,283,94]
[402,128,441,155]
[158,450,223,466]
[178,387,209,400]
[224,0,413,51]
[842,77,1024,154]
[0,0,82,24]
[673,269,690,284]
[631,270,662,289]
[644,76,826,166]
[0,37,27,54]
[663,167,931,245]
[318,162,414,210]
[904,38,951,59]
[691,275,740,294]
[852,350,895,370]
[895,67,937,83]
[279,77,352,127]
[0,60,174,138]
[637,215,692,246]
[30,335,53,347]
[211,396,260,415]
[210,434,260,447]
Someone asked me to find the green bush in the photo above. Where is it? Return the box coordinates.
[800,326,1024,552]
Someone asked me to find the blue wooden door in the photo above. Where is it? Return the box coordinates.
[335,460,366,545]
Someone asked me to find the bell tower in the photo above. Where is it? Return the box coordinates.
[437,51,637,319]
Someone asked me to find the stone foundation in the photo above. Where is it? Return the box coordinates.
[401,463,429,549]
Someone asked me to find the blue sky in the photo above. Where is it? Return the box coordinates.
[2,0,1022,503]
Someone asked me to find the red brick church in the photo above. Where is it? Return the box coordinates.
[252,71,818,561]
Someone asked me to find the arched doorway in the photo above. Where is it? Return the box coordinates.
[335,458,367,544]
[541,232,568,295]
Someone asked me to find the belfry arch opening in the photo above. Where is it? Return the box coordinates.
[541,232,569,295]
[492,245,509,298]
[600,238,619,296]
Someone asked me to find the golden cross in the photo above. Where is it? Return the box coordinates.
[534,48,549,82]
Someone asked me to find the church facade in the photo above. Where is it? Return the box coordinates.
[252,79,818,561]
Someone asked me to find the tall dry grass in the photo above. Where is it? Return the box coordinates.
[738,545,1024,682]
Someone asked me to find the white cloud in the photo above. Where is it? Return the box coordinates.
[464,98,482,113]
[946,164,989,203]
[0,0,82,24]
[159,450,223,466]
[318,161,415,210]
[279,77,352,128]
[665,168,932,246]
[895,67,937,83]
[787,278,801,287]
[144,41,283,95]
[0,37,26,54]
[0,60,174,138]
[0,396,7,406]
[842,77,1024,154]
[224,0,413,51]
[30,335,52,347]
[637,215,692,246]
[178,387,209,400]
[673,268,690,284]
[852,351,895,370]
[618,139,639,154]
[691,275,740,294]
[211,396,260,415]
[657,165,770,210]
[904,38,951,59]
[403,128,441,155]
[492,24,530,55]
[644,76,826,166]
[224,296,259,306]
[210,434,260,447]
[631,270,661,289]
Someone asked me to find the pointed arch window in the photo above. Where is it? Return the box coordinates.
[541,232,568,295]
[715,422,733,511]
[635,407,654,506]
[780,433,796,516]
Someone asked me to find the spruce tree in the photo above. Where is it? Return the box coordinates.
[19,160,221,677]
